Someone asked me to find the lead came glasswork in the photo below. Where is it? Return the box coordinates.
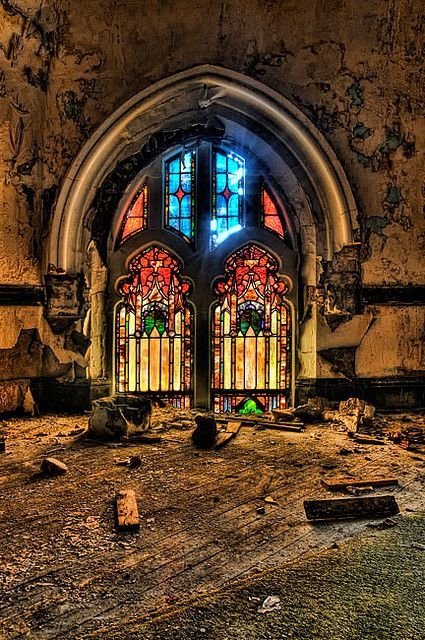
[119,184,148,244]
[211,149,245,249]
[261,186,285,239]
[165,151,196,242]
[115,246,193,408]
[211,243,291,413]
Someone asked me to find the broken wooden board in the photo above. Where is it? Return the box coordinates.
[257,422,304,433]
[215,421,241,450]
[123,434,162,444]
[217,416,305,431]
[115,489,140,532]
[352,434,386,445]
[321,476,399,491]
[40,457,68,476]
[304,495,399,521]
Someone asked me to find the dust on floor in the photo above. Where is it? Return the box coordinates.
[0,411,424,639]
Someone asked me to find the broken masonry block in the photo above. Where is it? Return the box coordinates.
[271,409,296,422]
[40,457,68,476]
[304,495,399,522]
[292,404,323,423]
[115,489,140,532]
[88,397,128,440]
[192,414,217,449]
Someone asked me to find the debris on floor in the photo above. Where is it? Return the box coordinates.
[0,436,5,453]
[215,421,241,449]
[321,476,398,491]
[115,488,140,531]
[304,495,399,521]
[192,414,217,448]
[115,455,143,468]
[257,594,282,614]
[40,456,68,476]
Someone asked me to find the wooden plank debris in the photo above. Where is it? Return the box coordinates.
[304,495,399,521]
[40,457,68,476]
[352,434,386,445]
[123,433,162,444]
[258,422,304,433]
[321,476,398,491]
[216,415,305,431]
[115,489,140,531]
[215,421,241,450]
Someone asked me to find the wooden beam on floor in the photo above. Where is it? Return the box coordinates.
[115,489,140,532]
[215,421,241,450]
[321,476,399,491]
[304,495,399,521]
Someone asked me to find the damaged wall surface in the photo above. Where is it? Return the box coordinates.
[0,0,424,411]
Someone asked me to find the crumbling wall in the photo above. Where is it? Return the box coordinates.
[0,0,424,410]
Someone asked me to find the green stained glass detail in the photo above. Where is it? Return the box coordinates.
[144,310,166,336]
[240,308,262,336]
[238,398,263,415]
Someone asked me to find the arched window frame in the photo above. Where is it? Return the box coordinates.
[112,141,294,252]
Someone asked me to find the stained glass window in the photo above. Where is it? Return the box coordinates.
[165,151,196,242]
[211,243,291,413]
[211,149,245,249]
[261,186,285,239]
[118,184,148,244]
[115,246,193,408]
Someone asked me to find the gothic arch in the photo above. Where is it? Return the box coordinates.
[46,64,358,275]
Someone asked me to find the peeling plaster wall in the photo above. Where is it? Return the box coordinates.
[0,0,424,408]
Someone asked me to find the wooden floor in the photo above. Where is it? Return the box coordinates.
[1,413,424,639]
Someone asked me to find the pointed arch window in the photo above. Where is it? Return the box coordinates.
[164,150,196,242]
[211,149,245,249]
[118,184,148,244]
[211,243,291,413]
[115,246,193,408]
[261,186,285,239]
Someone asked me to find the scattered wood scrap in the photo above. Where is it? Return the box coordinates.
[123,433,162,444]
[351,434,386,445]
[115,489,140,532]
[321,476,398,491]
[304,495,399,521]
[40,457,68,476]
[218,415,305,432]
[215,421,241,450]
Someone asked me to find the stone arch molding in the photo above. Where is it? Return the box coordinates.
[46,64,358,274]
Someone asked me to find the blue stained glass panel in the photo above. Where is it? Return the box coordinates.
[181,219,191,237]
[169,195,179,218]
[217,217,227,234]
[211,148,245,249]
[169,158,180,173]
[182,152,192,170]
[229,194,239,217]
[181,196,191,217]
[165,150,195,241]
[216,173,226,192]
[216,152,227,171]
[169,173,179,192]
[181,173,191,191]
